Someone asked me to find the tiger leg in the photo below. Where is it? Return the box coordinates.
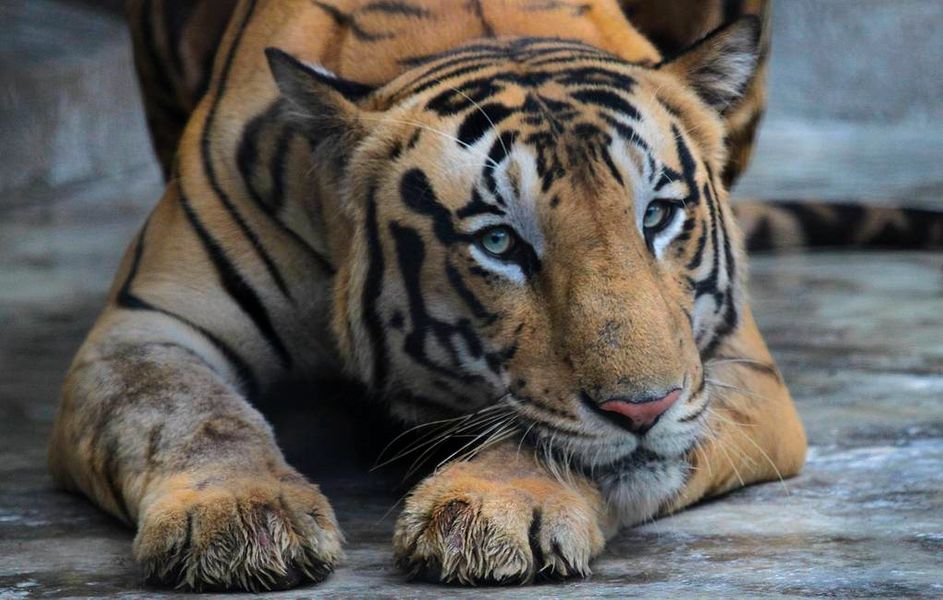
[393,444,611,584]
[49,188,342,591]
[49,313,343,591]
[669,304,808,510]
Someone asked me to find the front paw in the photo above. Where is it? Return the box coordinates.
[393,461,606,584]
[133,471,343,591]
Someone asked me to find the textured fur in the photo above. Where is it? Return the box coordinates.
[52,0,815,591]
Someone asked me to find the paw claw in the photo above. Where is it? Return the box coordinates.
[393,471,604,586]
[135,475,342,591]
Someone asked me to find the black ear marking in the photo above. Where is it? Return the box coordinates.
[656,16,761,113]
[265,47,377,104]
[264,47,375,156]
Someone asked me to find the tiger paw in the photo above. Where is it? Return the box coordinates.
[133,472,343,591]
[393,460,606,584]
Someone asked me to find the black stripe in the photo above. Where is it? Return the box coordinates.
[389,222,484,382]
[269,127,293,214]
[312,1,394,41]
[139,0,178,110]
[600,147,623,186]
[467,0,495,37]
[483,132,518,201]
[673,124,700,205]
[601,114,650,152]
[362,189,389,390]
[178,191,293,370]
[361,1,432,17]
[679,401,709,423]
[446,262,495,323]
[101,436,132,523]
[528,509,546,570]
[197,0,292,300]
[685,222,708,270]
[745,215,773,251]
[116,223,261,399]
[400,168,472,245]
[456,102,514,147]
[235,102,337,274]
[161,0,197,75]
[570,88,640,121]
[456,189,505,219]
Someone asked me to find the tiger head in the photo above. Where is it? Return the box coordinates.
[268,18,760,522]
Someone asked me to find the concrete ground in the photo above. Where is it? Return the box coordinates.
[3,238,942,598]
[1,0,942,598]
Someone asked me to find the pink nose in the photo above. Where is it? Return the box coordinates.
[599,389,681,431]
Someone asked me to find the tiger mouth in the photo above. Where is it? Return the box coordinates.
[504,390,707,475]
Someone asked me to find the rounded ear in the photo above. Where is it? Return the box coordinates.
[656,16,761,113]
[265,47,377,156]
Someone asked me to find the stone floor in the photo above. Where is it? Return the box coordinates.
[2,161,942,599]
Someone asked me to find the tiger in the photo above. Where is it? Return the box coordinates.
[48,0,942,593]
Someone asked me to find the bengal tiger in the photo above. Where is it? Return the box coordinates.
[49,0,942,592]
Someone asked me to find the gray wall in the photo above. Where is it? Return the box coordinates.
[768,0,943,124]
[1,0,941,200]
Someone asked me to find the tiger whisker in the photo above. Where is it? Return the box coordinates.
[447,427,518,470]
[357,113,500,169]
[446,82,510,161]
[704,377,771,403]
[426,417,515,478]
[397,409,515,479]
[372,403,507,468]
[706,425,746,488]
[705,356,772,368]
[372,407,512,471]
[705,406,789,493]
[516,420,538,456]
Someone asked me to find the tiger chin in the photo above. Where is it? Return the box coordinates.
[49,0,806,591]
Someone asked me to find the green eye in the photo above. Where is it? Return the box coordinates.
[477,226,516,257]
[643,200,678,232]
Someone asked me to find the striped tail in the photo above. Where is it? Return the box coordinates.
[734,201,943,252]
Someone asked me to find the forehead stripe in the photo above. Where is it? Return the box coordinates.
[457,189,505,218]
[400,168,470,244]
[570,89,641,121]
[456,102,514,147]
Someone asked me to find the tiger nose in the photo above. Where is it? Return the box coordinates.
[599,388,681,433]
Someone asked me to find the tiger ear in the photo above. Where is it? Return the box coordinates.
[657,16,761,113]
[265,47,376,153]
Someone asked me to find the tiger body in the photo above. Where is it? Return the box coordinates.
[50,0,811,590]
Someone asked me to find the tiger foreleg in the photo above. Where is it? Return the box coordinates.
[393,443,612,584]
[49,313,343,591]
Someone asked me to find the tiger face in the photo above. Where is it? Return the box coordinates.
[269,19,759,522]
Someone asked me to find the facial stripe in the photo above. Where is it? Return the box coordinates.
[482,131,518,202]
[570,88,641,121]
[456,102,515,147]
[389,222,484,383]
[361,189,389,390]
[456,189,506,219]
[446,261,496,323]
[400,168,471,245]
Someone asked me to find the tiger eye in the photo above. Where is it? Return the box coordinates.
[478,226,515,257]
[643,200,676,231]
